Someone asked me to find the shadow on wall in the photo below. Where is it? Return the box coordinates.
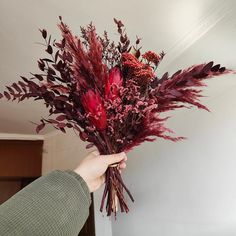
[112,88,236,236]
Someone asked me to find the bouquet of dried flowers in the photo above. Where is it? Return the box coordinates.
[0,17,231,216]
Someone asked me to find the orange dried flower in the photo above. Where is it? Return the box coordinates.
[122,53,155,79]
[142,51,161,65]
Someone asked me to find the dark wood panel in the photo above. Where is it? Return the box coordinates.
[0,140,43,178]
[78,194,95,236]
[0,180,21,204]
[0,139,95,235]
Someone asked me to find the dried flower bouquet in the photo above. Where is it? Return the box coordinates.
[0,17,231,216]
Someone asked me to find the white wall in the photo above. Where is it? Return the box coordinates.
[42,129,112,236]
[111,82,236,236]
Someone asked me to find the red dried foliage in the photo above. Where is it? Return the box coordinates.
[0,17,232,217]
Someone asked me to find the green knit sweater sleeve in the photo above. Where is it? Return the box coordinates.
[0,170,92,236]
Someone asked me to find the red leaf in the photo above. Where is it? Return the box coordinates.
[36,123,45,133]
[59,127,66,133]
[73,125,81,133]
[19,94,28,101]
[219,67,226,72]
[41,29,47,39]
[66,123,73,128]
[6,86,14,94]
[48,119,58,124]
[55,50,60,62]
[12,83,22,93]
[56,115,66,121]
[211,64,220,72]
[46,45,53,54]
[202,61,214,73]
[86,143,94,149]
[171,70,182,79]
[38,60,45,71]
[48,35,51,45]
[18,81,27,92]
[161,72,168,81]
[57,123,66,128]
[48,67,56,75]
[61,38,66,48]
[4,91,11,100]
[79,131,88,141]
[34,74,44,81]
[55,42,62,48]
[20,76,29,83]
[13,94,22,98]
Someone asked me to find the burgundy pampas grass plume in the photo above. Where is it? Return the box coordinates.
[81,90,107,131]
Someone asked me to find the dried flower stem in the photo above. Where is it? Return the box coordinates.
[100,166,134,216]
[100,130,134,216]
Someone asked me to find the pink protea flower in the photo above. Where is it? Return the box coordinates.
[105,67,123,100]
[81,90,107,130]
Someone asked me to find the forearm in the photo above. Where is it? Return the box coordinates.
[0,170,91,236]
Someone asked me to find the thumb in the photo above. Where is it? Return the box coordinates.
[104,152,127,165]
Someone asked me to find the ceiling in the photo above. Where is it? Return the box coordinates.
[0,0,236,135]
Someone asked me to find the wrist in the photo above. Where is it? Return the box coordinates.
[74,168,92,192]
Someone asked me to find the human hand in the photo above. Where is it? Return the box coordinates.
[74,150,127,192]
